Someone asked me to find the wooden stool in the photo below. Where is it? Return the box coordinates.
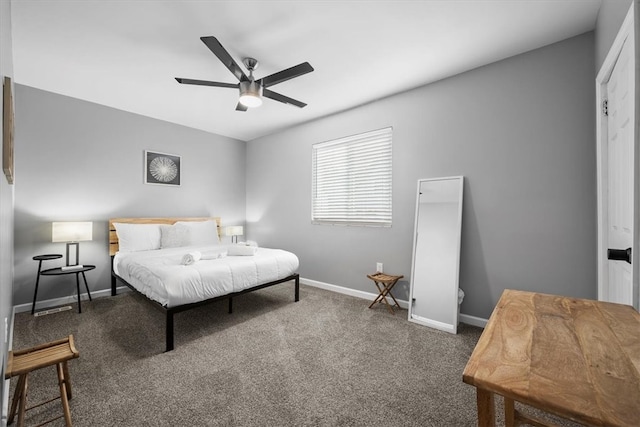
[5,335,80,426]
[367,273,404,314]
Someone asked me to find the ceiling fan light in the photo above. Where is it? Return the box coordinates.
[239,81,263,108]
[239,94,262,108]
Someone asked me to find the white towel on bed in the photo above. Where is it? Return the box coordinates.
[228,244,258,256]
[181,251,201,265]
[181,249,228,265]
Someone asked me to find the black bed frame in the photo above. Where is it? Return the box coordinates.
[110,256,300,352]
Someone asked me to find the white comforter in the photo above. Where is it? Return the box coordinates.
[113,245,299,307]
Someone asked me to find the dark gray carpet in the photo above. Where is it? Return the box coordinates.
[8,284,578,426]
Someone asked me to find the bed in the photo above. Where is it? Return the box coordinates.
[109,217,300,352]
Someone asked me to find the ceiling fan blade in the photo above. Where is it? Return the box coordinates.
[263,88,307,108]
[235,102,248,112]
[200,36,248,82]
[259,62,314,88]
[175,78,238,89]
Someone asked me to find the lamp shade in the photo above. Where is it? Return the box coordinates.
[52,222,93,242]
[238,81,263,108]
[223,226,244,237]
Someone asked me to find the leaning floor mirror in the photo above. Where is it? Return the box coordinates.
[408,176,464,334]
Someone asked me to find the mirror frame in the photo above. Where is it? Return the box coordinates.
[407,176,464,333]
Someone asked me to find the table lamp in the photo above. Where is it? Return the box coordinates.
[224,225,243,244]
[52,222,93,267]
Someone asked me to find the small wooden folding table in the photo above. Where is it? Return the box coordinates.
[367,272,403,314]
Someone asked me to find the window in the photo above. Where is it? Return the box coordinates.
[312,127,392,226]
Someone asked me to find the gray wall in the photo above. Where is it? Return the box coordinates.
[1,0,15,416]
[12,86,246,306]
[246,32,596,320]
[595,0,635,71]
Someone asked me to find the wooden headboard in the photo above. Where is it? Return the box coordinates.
[109,217,222,256]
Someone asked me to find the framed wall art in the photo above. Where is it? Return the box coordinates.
[3,76,14,184]
[144,150,181,186]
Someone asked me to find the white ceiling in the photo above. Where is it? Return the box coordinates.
[11,0,601,142]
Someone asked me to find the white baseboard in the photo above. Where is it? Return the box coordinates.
[458,313,487,328]
[300,277,487,328]
[2,376,6,427]
[13,286,130,314]
[301,277,411,309]
[2,306,15,427]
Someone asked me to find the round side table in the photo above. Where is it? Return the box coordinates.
[40,266,96,314]
[32,254,63,315]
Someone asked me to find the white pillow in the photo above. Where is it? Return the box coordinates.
[175,220,221,246]
[114,223,161,252]
[159,220,220,248]
[159,224,189,249]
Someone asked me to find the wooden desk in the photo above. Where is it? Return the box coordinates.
[463,289,640,427]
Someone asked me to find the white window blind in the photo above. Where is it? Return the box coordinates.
[312,127,392,226]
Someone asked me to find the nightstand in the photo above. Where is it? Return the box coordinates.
[31,254,62,315]
[32,255,95,314]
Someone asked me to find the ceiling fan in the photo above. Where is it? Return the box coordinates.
[175,36,314,111]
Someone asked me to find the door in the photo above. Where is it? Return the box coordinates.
[408,176,464,334]
[597,3,639,309]
[606,35,634,304]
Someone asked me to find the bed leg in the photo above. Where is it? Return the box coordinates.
[228,297,233,314]
[111,274,117,296]
[295,275,300,302]
[111,256,117,296]
[166,311,174,352]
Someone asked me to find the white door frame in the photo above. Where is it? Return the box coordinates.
[596,1,639,309]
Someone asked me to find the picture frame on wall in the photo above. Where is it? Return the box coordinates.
[144,150,181,186]
[3,76,14,184]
